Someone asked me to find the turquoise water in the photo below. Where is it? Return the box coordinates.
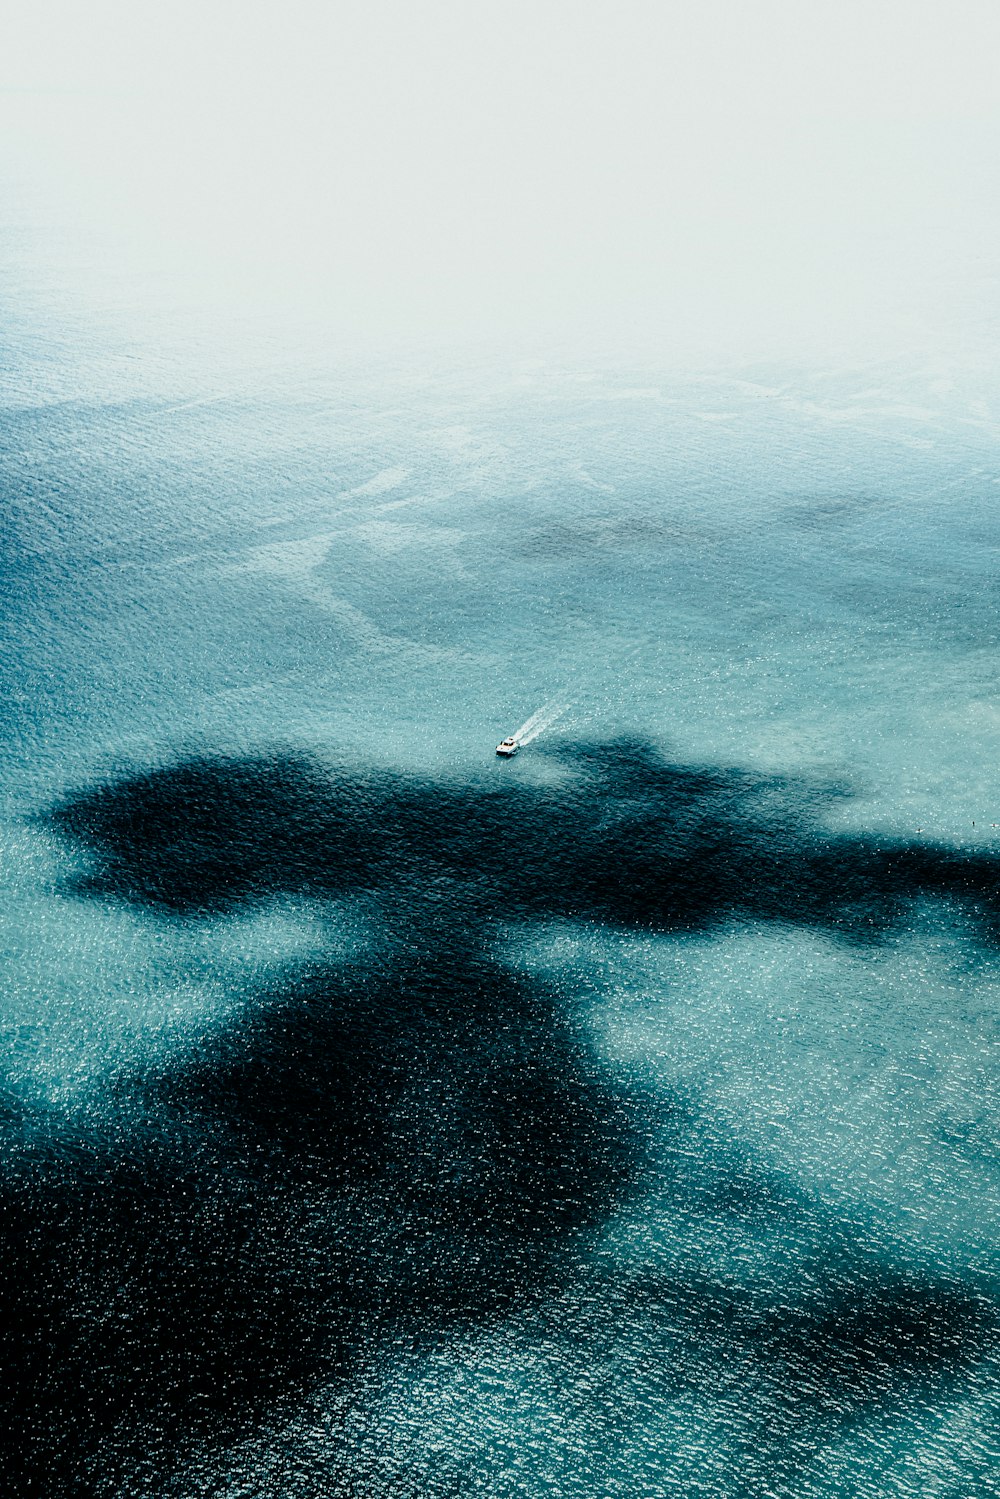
[3,323,999,1494]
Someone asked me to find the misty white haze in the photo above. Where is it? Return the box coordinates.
[2,0,999,362]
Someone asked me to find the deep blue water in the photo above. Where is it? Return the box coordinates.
[3,329,999,1495]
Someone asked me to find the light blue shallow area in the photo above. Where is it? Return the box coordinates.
[2,322,999,1495]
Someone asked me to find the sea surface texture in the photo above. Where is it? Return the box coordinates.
[3,332,1000,1496]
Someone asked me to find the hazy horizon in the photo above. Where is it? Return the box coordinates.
[2,1,999,367]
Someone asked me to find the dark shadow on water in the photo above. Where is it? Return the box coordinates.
[1,943,640,1495]
[5,739,998,1493]
[45,738,1000,945]
[544,1254,997,1499]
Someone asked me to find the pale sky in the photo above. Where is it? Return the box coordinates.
[2,1,999,359]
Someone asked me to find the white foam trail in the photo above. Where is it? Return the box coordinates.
[158,394,230,415]
[514,699,570,745]
[511,704,551,740]
[512,699,558,740]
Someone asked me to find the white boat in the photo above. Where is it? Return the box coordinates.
[496,737,519,757]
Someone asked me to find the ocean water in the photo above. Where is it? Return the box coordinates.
[3,317,1000,1496]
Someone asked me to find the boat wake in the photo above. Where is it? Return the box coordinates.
[512,699,570,745]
